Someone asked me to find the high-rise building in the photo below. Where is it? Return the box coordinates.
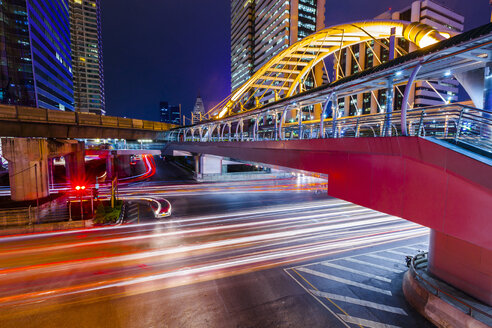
[230,0,255,92]
[334,0,464,116]
[191,94,205,123]
[231,0,326,92]
[0,0,74,110]
[160,102,181,125]
[0,0,36,107]
[69,0,105,115]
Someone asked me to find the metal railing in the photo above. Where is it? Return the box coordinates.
[408,252,492,321]
[169,104,492,156]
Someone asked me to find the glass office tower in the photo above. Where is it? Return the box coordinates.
[0,0,73,110]
[160,101,181,125]
[0,0,36,106]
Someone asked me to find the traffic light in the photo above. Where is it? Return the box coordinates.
[75,185,86,191]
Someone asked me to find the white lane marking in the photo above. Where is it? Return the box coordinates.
[365,254,405,265]
[309,290,407,315]
[401,245,427,252]
[284,241,427,270]
[385,250,412,257]
[284,269,351,328]
[320,262,391,283]
[296,267,392,296]
[342,258,404,274]
[337,314,402,328]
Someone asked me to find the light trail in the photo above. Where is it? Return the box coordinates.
[0,176,429,315]
[0,210,395,257]
[0,226,428,307]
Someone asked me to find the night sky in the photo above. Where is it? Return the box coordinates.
[101,0,490,121]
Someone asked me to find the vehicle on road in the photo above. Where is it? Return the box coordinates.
[149,198,172,218]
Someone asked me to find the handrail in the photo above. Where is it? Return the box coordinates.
[408,252,492,320]
[169,103,492,156]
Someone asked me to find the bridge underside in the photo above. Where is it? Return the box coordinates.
[165,137,492,304]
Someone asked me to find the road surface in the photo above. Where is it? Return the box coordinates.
[0,160,432,327]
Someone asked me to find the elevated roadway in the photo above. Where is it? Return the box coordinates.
[0,105,175,140]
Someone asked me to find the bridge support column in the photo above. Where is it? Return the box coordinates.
[2,138,49,201]
[65,142,86,185]
[118,155,132,176]
[332,95,339,138]
[106,154,115,180]
[48,158,54,190]
[194,155,201,180]
[298,108,303,140]
[428,229,492,305]
[384,78,395,136]
[274,112,279,141]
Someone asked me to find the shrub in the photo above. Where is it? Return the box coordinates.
[93,201,123,224]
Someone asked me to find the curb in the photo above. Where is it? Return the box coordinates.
[402,270,490,328]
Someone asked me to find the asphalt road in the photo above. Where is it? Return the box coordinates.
[0,161,432,328]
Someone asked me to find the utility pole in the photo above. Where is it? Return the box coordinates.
[79,191,83,220]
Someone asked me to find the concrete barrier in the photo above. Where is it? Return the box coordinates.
[402,270,489,328]
[0,219,94,236]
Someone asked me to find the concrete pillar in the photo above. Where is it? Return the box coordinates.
[193,154,223,181]
[384,78,395,136]
[65,143,86,185]
[428,229,492,306]
[48,158,54,190]
[2,138,49,201]
[194,155,202,180]
[106,154,115,180]
[118,155,132,176]
[201,155,222,175]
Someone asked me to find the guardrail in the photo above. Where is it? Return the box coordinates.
[0,104,175,132]
[0,207,34,227]
[408,252,492,321]
[169,104,492,156]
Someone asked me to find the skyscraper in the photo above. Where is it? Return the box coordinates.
[334,0,464,116]
[231,0,326,92]
[0,0,74,110]
[0,0,36,107]
[230,0,255,92]
[191,94,205,123]
[160,102,181,125]
[69,0,105,115]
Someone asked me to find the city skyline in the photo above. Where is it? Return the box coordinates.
[100,0,489,121]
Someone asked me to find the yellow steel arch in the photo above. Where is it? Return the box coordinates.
[213,20,451,119]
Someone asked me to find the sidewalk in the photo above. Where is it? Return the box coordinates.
[403,253,492,328]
